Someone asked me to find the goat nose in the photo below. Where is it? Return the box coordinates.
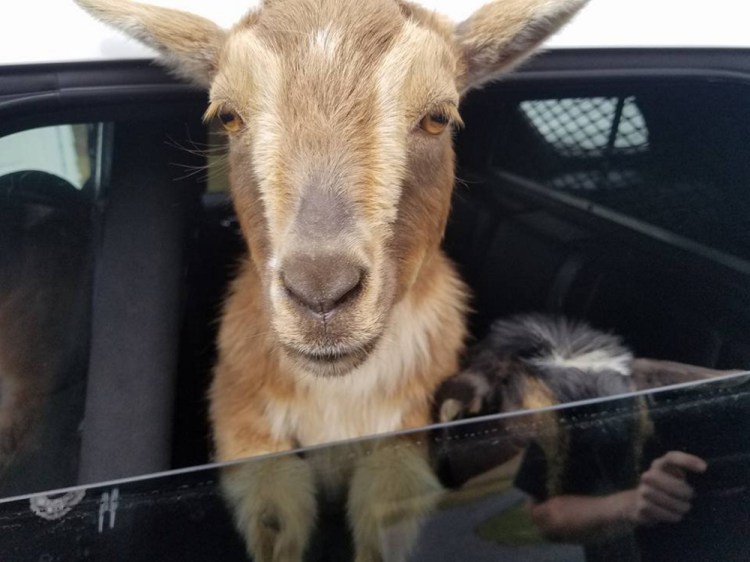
[281,254,363,315]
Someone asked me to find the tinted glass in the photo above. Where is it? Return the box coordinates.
[1,374,747,562]
[490,81,750,263]
[0,124,106,497]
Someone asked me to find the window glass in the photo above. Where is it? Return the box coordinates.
[0,125,93,190]
[519,96,648,157]
[1,110,208,500]
[491,81,750,263]
[0,373,746,562]
[0,124,101,499]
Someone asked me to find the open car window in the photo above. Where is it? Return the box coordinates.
[0,372,747,562]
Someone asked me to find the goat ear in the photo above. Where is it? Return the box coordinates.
[75,0,226,88]
[455,0,588,94]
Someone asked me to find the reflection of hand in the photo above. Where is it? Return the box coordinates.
[629,451,707,526]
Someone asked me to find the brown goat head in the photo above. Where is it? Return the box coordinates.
[75,0,587,377]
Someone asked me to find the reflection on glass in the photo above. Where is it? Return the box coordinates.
[437,372,750,562]
[0,373,746,562]
[0,126,95,497]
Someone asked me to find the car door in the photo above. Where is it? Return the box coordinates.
[0,48,748,562]
[0,60,210,495]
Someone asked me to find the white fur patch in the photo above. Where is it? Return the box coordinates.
[372,22,458,228]
[310,25,340,59]
[230,32,286,248]
[495,314,634,377]
[535,349,632,376]
[267,254,280,273]
[371,21,427,228]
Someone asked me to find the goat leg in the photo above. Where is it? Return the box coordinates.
[348,437,443,562]
[222,453,317,562]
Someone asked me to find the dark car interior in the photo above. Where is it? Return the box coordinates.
[0,49,749,560]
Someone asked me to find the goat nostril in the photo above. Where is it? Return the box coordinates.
[280,258,364,315]
[331,270,363,308]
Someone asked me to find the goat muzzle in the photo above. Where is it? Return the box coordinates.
[281,253,365,318]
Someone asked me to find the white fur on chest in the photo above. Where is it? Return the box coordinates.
[266,299,434,447]
[285,377,405,447]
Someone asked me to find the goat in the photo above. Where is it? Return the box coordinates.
[75,0,589,560]
[434,314,741,489]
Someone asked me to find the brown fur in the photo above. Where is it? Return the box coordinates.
[75,0,589,559]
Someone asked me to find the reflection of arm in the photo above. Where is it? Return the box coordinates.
[528,490,636,543]
[527,451,708,544]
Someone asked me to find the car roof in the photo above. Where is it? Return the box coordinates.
[2,0,750,67]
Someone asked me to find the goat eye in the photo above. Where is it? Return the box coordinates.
[219,110,244,133]
[419,113,449,135]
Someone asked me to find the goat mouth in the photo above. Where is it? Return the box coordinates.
[285,339,379,374]
[299,349,360,363]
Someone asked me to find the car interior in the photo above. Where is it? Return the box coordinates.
[0,49,749,559]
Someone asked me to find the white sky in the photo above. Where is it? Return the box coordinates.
[2,0,750,66]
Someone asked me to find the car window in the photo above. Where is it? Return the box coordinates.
[519,96,648,157]
[490,80,750,265]
[0,373,747,562]
[0,125,94,191]
[0,122,109,498]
